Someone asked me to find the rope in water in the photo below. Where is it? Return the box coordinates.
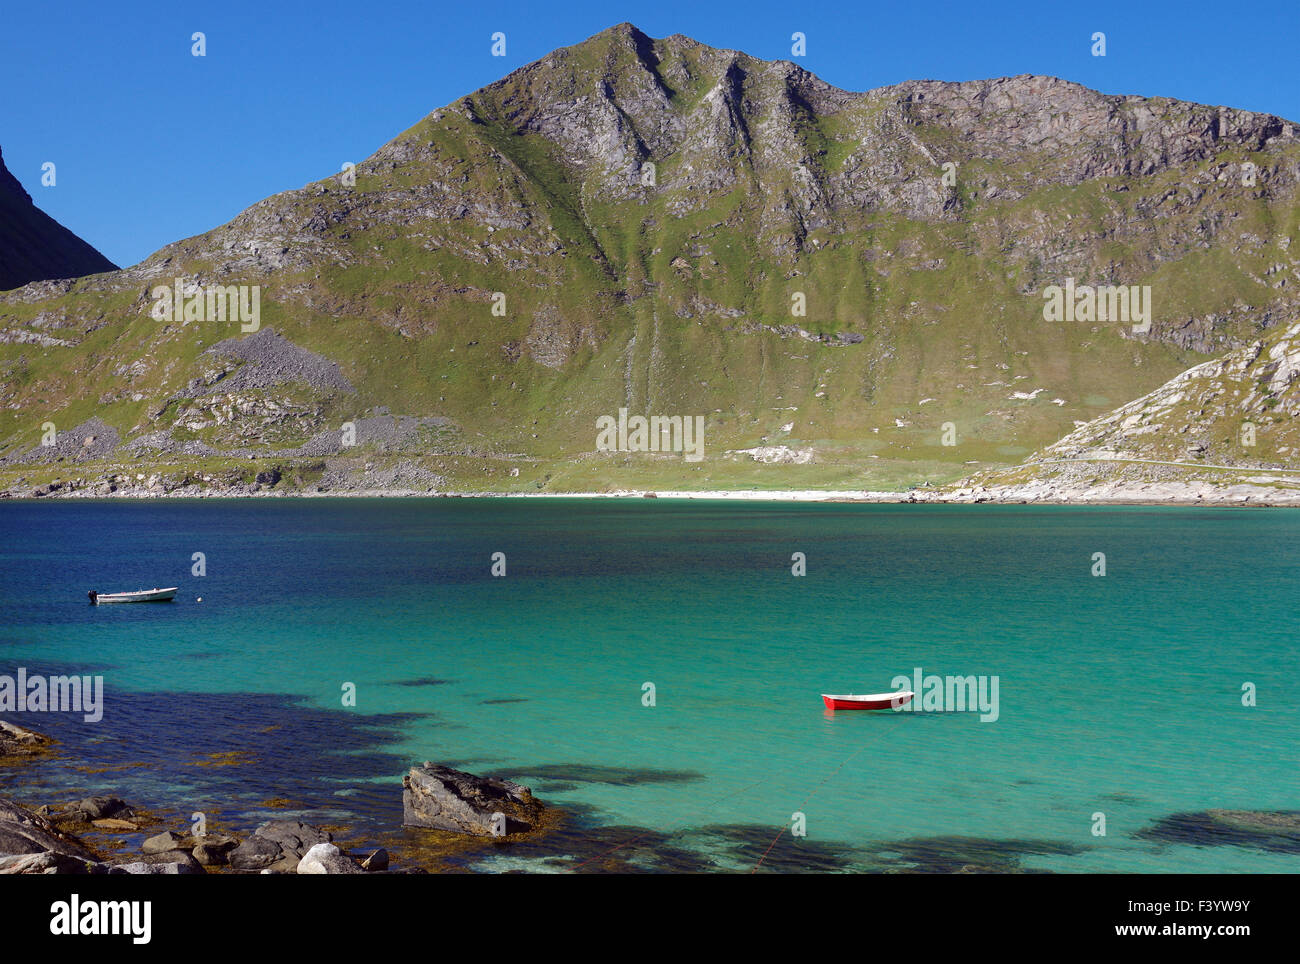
[567,774,770,872]
[750,740,874,874]
[567,723,874,873]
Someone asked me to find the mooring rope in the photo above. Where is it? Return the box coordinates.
[566,723,874,873]
[750,739,873,873]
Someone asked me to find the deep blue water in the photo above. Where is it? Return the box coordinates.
[1,499,1297,872]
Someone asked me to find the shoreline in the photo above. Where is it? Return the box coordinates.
[3,486,1299,507]
[0,719,553,875]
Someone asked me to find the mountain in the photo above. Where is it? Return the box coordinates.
[0,146,117,292]
[1,23,1298,497]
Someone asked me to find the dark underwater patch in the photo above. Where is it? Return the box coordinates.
[0,674,425,849]
[685,823,858,873]
[489,764,706,789]
[867,835,1085,873]
[1137,810,1300,854]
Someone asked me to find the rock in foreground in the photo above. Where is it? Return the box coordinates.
[403,763,544,835]
[228,820,332,871]
[0,720,54,760]
[0,796,99,871]
[297,842,363,874]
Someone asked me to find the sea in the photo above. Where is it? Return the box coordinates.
[1,499,1296,873]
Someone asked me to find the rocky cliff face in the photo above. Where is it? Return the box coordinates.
[1,23,1298,496]
[1030,318,1300,466]
[0,146,117,292]
[948,317,1300,503]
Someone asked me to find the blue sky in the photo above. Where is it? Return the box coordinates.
[3,0,1297,268]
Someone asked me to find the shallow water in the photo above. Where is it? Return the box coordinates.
[1,499,1297,872]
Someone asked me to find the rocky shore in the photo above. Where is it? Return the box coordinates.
[4,478,1300,506]
[5,719,1297,873]
[0,721,550,875]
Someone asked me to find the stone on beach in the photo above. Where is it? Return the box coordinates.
[110,859,205,875]
[297,842,363,874]
[114,849,206,873]
[227,819,333,870]
[3,774,372,873]
[192,836,239,866]
[142,830,187,854]
[228,834,284,870]
[252,819,332,857]
[402,762,545,835]
[91,818,139,831]
[0,850,100,874]
[70,796,134,822]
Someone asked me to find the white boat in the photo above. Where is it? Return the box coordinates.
[88,587,178,605]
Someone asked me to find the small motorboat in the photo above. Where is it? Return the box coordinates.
[88,588,178,605]
[822,690,914,711]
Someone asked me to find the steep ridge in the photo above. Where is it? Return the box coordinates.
[0,146,117,291]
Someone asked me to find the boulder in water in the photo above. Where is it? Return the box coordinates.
[402,762,544,835]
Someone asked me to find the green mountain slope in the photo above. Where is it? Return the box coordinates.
[1,23,1298,496]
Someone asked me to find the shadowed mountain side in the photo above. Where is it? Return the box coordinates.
[0,146,117,292]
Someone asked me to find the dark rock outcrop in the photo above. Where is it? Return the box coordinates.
[0,145,117,291]
[227,819,333,870]
[192,835,239,866]
[68,795,134,822]
[227,834,282,871]
[251,819,332,856]
[403,762,545,835]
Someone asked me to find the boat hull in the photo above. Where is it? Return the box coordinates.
[822,691,913,711]
[90,588,178,604]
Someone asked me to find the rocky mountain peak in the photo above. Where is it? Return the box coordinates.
[0,145,117,291]
[0,146,33,206]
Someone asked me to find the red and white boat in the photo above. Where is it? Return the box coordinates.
[821,690,914,711]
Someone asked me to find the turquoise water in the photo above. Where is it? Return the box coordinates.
[1,500,1297,872]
